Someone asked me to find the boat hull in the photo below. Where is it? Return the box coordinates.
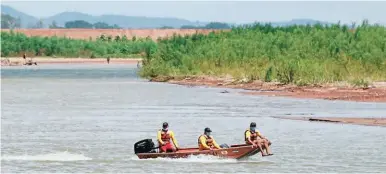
[136,143,269,160]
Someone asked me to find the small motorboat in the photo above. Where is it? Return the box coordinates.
[134,139,271,160]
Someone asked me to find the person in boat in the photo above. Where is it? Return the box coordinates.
[198,127,222,151]
[157,122,179,153]
[244,122,273,156]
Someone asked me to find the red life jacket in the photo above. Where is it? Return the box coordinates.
[160,130,171,143]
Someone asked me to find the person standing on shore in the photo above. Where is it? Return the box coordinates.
[23,53,26,63]
[106,57,110,64]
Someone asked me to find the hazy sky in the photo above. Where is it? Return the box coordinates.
[2,0,386,24]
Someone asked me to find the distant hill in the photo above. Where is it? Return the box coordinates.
[1,4,335,29]
[1,5,208,29]
[1,5,39,28]
[44,12,207,29]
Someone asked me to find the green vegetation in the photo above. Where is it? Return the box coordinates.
[64,20,93,29]
[2,20,385,86]
[64,20,121,29]
[139,21,386,85]
[0,31,156,58]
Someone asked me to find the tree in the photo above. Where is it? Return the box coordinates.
[15,17,21,28]
[121,35,128,41]
[204,22,230,29]
[112,24,121,29]
[49,21,62,29]
[114,35,121,42]
[33,19,44,28]
[107,35,112,41]
[93,22,121,29]
[98,34,106,41]
[159,26,174,29]
[1,14,12,28]
[93,22,110,29]
[65,20,93,28]
[1,14,21,29]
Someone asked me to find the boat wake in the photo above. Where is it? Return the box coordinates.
[131,154,237,163]
[1,151,92,161]
[131,154,274,164]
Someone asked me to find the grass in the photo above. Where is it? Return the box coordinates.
[2,21,385,87]
[0,31,157,58]
[139,21,386,86]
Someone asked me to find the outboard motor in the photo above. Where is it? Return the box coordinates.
[134,139,156,154]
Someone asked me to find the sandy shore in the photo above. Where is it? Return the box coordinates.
[272,116,386,127]
[1,57,142,65]
[151,76,386,103]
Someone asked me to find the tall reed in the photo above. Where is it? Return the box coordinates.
[140,21,386,85]
[1,31,157,58]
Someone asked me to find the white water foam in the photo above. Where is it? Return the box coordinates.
[1,151,92,161]
[130,153,276,165]
[131,154,273,164]
[131,154,236,163]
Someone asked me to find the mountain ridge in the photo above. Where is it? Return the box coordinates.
[2,4,334,29]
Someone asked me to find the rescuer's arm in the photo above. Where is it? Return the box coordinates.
[212,137,222,149]
[170,131,179,148]
[157,131,165,145]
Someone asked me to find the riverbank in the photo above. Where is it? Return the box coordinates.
[1,57,142,66]
[150,76,386,103]
[272,116,386,127]
[1,29,227,41]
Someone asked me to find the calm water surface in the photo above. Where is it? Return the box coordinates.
[1,64,386,173]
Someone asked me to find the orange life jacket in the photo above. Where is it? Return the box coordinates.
[198,134,214,147]
[160,130,171,143]
[244,129,258,143]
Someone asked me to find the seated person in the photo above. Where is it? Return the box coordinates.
[244,122,273,156]
[157,122,179,152]
[198,127,222,150]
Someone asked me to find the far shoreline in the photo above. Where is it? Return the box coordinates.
[3,58,386,104]
[1,57,142,65]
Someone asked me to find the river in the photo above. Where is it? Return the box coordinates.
[1,64,386,173]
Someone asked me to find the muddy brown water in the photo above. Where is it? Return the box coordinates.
[1,64,386,173]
